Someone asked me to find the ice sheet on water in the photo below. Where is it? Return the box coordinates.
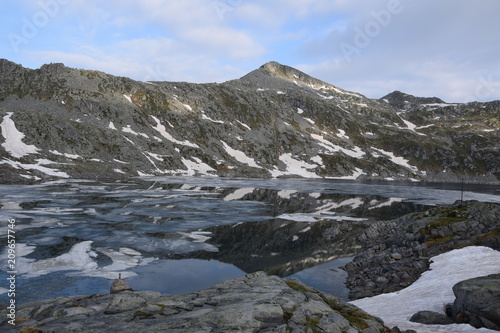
[0,241,155,283]
[276,213,317,222]
[178,231,213,243]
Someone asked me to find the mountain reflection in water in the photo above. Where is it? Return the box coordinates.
[0,177,498,304]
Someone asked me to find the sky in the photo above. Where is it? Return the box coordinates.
[1,0,500,103]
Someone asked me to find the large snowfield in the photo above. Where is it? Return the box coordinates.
[351,246,500,333]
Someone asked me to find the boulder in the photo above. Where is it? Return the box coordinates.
[452,273,500,330]
[409,310,454,325]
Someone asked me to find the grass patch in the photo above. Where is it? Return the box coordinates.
[428,216,467,228]
[284,279,315,293]
[420,216,468,236]
[305,315,322,332]
[477,228,500,243]
[426,235,453,247]
[320,295,371,330]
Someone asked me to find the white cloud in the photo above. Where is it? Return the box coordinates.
[294,0,500,101]
[19,0,265,82]
[5,0,500,102]
[182,26,265,60]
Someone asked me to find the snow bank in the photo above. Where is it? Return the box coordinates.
[122,125,149,138]
[221,141,261,168]
[151,116,199,148]
[181,157,216,176]
[272,153,319,178]
[201,114,224,124]
[351,246,500,332]
[372,147,419,173]
[1,158,70,178]
[311,134,364,158]
[1,112,39,158]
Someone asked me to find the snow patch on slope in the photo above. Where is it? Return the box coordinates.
[202,114,225,124]
[1,112,39,158]
[372,147,419,173]
[311,134,364,158]
[151,116,199,148]
[179,157,216,176]
[0,159,70,178]
[272,153,319,178]
[221,141,261,168]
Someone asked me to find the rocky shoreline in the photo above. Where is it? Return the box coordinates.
[1,272,389,333]
[344,200,499,300]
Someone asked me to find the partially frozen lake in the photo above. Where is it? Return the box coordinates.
[1,177,498,304]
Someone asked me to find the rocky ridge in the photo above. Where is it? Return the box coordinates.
[344,200,500,300]
[1,271,390,333]
[1,59,499,184]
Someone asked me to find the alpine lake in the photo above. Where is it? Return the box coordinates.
[1,176,498,305]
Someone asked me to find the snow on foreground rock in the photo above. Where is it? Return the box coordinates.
[351,246,500,332]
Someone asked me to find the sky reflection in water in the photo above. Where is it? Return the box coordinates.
[0,177,498,304]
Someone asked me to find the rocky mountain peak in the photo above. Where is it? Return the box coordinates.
[258,61,334,90]
[260,61,302,78]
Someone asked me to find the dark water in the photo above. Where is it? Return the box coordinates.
[0,177,498,304]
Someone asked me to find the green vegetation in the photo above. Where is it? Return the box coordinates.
[477,228,500,243]
[320,295,371,330]
[427,216,467,229]
[426,235,454,247]
[304,315,322,332]
[284,279,315,293]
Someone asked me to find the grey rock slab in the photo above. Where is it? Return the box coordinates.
[104,292,147,314]
[0,271,386,332]
[452,273,500,330]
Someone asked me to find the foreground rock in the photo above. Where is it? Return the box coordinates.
[344,200,500,299]
[0,272,387,333]
[452,274,500,331]
[409,311,454,325]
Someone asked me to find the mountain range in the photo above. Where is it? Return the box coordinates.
[0,59,498,184]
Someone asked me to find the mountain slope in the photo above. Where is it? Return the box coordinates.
[0,59,498,184]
